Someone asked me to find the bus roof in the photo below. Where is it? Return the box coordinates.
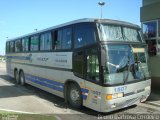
[7,18,140,41]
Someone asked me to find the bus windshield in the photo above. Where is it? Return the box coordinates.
[103,44,150,85]
[98,24,143,42]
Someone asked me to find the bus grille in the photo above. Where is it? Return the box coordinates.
[124,89,145,97]
[123,97,139,107]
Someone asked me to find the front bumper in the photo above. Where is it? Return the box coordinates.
[100,83,151,112]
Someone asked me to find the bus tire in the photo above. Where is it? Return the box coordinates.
[67,83,82,108]
[19,71,25,86]
[14,70,20,84]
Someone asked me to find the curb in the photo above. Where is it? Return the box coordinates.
[0,108,36,114]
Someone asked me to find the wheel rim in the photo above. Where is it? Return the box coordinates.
[70,88,80,103]
[15,71,19,82]
[20,73,24,84]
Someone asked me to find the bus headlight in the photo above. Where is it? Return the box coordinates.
[106,93,124,100]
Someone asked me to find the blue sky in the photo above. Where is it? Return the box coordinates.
[0,0,142,55]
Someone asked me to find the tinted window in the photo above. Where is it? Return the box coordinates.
[86,48,100,82]
[74,23,96,48]
[15,40,21,52]
[55,28,72,50]
[40,34,45,50]
[73,51,84,77]
[62,28,72,49]
[30,35,39,51]
[22,38,29,51]
[40,32,52,50]
[10,41,15,53]
[6,42,10,53]
[56,30,63,49]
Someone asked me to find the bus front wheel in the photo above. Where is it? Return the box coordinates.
[19,71,25,86]
[67,83,82,108]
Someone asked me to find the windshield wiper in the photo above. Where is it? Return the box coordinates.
[122,58,130,85]
[116,36,123,41]
[123,35,130,41]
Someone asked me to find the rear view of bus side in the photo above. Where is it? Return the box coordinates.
[6,18,151,112]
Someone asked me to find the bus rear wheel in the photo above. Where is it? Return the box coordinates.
[14,70,20,84]
[19,71,25,86]
[67,83,82,108]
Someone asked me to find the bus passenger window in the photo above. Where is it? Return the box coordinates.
[45,33,52,50]
[10,41,15,53]
[74,23,96,48]
[53,30,63,50]
[22,38,29,52]
[54,28,72,50]
[57,30,63,49]
[40,34,45,50]
[86,48,100,82]
[62,28,72,49]
[6,42,10,53]
[53,30,58,50]
[40,32,52,51]
[15,40,22,52]
[30,35,39,51]
[73,51,84,77]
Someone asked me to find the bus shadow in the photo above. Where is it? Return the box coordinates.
[18,83,138,116]
[0,75,16,84]
[0,75,33,98]
[26,84,138,116]
[0,85,32,98]
[63,104,138,117]
[146,89,160,102]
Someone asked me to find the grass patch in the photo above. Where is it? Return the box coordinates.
[15,114,56,120]
[0,111,56,120]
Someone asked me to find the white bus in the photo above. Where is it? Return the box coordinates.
[6,18,151,112]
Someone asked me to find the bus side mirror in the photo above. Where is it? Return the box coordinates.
[101,47,106,67]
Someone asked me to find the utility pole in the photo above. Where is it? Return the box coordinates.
[6,37,8,41]
[98,2,105,19]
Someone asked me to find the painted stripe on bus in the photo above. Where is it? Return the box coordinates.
[25,74,64,92]
[81,88,89,100]
[8,61,72,72]
[7,56,31,60]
